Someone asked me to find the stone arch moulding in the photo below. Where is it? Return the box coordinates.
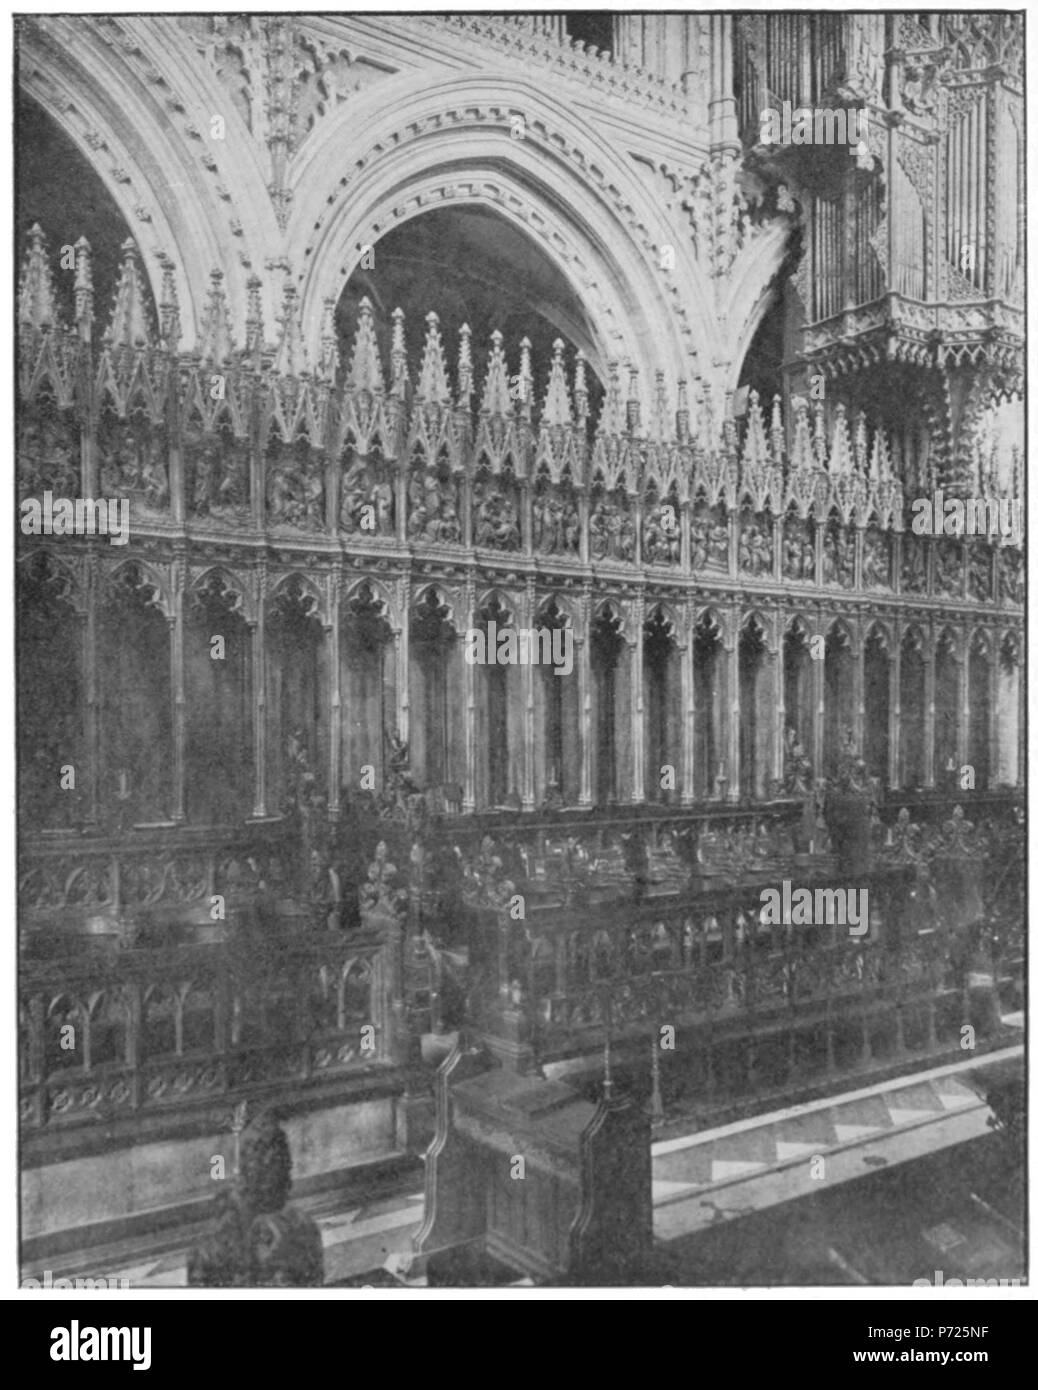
[104,557,173,619]
[289,74,711,396]
[16,547,86,614]
[534,592,579,629]
[187,565,257,626]
[19,16,280,350]
[411,582,464,634]
[722,225,794,396]
[694,604,726,643]
[475,587,519,625]
[591,597,634,645]
[268,572,328,627]
[826,615,859,658]
[645,599,682,639]
[343,576,400,632]
[740,608,774,652]
[901,622,929,658]
[864,618,893,652]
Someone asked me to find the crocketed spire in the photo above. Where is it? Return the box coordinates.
[347,296,384,394]
[541,339,573,427]
[104,238,153,348]
[18,223,60,330]
[198,269,235,365]
[415,311,451,405]
[479,329,513,417]
[272,281,309,377]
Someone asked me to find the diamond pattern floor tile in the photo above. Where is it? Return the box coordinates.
[710,1159,768,1182]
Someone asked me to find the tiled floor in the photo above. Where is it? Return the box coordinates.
[56,1039,1023,1287]
[652,1046,1021,1244]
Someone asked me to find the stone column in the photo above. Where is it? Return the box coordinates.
[957,634,970,773]
[680,610,695,805]
[462,471,474,551]
[987,636,999,790]
[709,14,740,154]
[922,636,936,790]
[395,578,410,747]
[327,573,341,820]
[521,478,534,562]
[813,624,826,779]
[75,237,97,499]
[771,610,785,788]
[167,415,184,530]
[888,633,901,789]
[852,622,865,755]
[83,554,100,828]
[396,457,408,546]
[522,580,536,812]
[578,587,593,806]
[463,577,477,813]
[1016,631,1025,787]
[169,557,186,823]
[631,596,645,803]
[250,565,268,818]
[250,401,265,534]
[725,617,740,801]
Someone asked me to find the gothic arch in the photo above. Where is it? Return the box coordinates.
[723,225,796,395]
[411,582,463,634]
[268,571,327,626]
[18,16,278,349]
[535,593,578,629]
[290,74,708,393]
[188,565,255,624]
[826,615,859,658]
[16,548,84,615]
[645,599,681,639]
[901,622,929,658]
[103,557,172,618]
[593,597,634,644]
[864,618,893,652]
[694,605,726,643]
[344,576,399,631]
[740,607,774,651]
[483,586,522,625]
[784,611,812,639]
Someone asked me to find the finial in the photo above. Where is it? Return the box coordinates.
[415,310,451,406]
[273,280,309,377]
[345,295,384,394]
[105,237,153,349]
[18,223,60,332]
[626,363,641,433]
[73,236,94,339]
[244,274,264,361]
[158,254,181,352]
[541,338,572,428]
[390,306,409,397]
[479,327,512,417]
[456,322,473,411]
[573,349,589,427]
[198,268,234,365]
[318,295,340,384]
